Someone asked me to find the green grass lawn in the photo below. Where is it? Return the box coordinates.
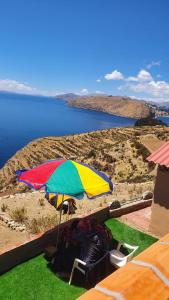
[0,219,157,300]
[0,255,85,300]
[105,218,158,255]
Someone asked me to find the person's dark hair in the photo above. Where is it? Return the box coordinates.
[70,219,80,230]
[77,219,90,233]
[89,218,99,229]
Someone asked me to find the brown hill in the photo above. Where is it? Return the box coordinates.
[69,96,151,119]
[0,126,169,195]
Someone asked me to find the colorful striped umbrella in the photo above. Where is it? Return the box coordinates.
[17,159,113,199]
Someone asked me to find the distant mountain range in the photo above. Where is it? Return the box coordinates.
[152,101,169,109]
[55,93,78,101]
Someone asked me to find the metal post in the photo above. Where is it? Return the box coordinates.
[56,194,64,249]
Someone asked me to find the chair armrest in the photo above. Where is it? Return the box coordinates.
[75,258,87,266]
[118,241,138,252]
[110,253,126,261]
[124,245,139,260]
[122,243,138,251]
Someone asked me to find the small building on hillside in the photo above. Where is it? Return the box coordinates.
[147,141,169,236]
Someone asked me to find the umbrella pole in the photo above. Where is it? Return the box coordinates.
[56,194,64,249]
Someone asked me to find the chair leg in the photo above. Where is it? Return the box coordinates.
[69,263,76,285]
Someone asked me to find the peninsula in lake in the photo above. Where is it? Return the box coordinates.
[56,94,169,119]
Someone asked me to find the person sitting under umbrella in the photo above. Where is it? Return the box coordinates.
[74,219,109,264]
[57,198,77,215]
[45,193,77,215]
[50,218,113,280]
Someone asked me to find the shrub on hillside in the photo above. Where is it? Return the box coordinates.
[92,160,103,171]
[104,154,116,163]
[28,215,58,234]
[39,198,45,206]
[134,117,167,127]
[103,164,113,174]
[148,161,155,171]
[86,149,96,158]
[10,207,27,223]
[118,171,124,177]
[132,141,150,162]
[1,203,8,212]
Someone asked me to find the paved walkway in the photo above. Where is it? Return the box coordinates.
[119,206,155,235]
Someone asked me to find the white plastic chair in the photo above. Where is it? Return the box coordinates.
[109,242,138,268]
[69,258,86,285]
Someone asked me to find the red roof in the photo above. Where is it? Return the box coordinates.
[147,140,169,167]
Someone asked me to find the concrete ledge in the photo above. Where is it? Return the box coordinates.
[0,206,109,275]
[0,200,152,275]
[110,198,152,218]
[0,221,68,275]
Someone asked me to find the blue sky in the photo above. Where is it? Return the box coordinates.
[0,0,169,101]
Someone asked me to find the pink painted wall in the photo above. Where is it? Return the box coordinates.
[150,165,169,236]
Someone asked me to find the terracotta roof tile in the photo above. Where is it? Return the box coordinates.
[147,141,169,167]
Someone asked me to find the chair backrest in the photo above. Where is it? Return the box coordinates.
[87,251,109,268]
[85,251,110,288]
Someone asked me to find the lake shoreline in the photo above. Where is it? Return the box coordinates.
[0,92,169,168]
[0,93,136,167]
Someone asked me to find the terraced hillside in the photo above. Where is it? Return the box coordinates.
[0,126,169,194]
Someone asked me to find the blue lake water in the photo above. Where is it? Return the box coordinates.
[0,92,149,168]
[158,116,169,126]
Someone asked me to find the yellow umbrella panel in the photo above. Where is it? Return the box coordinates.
[46,193,73,209]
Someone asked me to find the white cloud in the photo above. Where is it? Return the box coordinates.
[126,69,152,83]
[96,79,101,82]
[128,80,169,100]
[126,76,138,82]
[102,65,169,102]
[146,60,161,69]
[95,90,105,94]
[104,70,124,80]
[137,69,152,82]
[115,67,169,101]
[0,78,55,96]
[104,69,152,83]
[128,95,140,99]
[80,88,88,95]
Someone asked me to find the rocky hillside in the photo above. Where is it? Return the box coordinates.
[69,96,151,119]
[0,126,169,194]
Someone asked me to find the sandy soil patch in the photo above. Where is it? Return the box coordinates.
[0,220,30,252]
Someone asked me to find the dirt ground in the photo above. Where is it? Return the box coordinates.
[0,220,30,251]
[0,181,154,252]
